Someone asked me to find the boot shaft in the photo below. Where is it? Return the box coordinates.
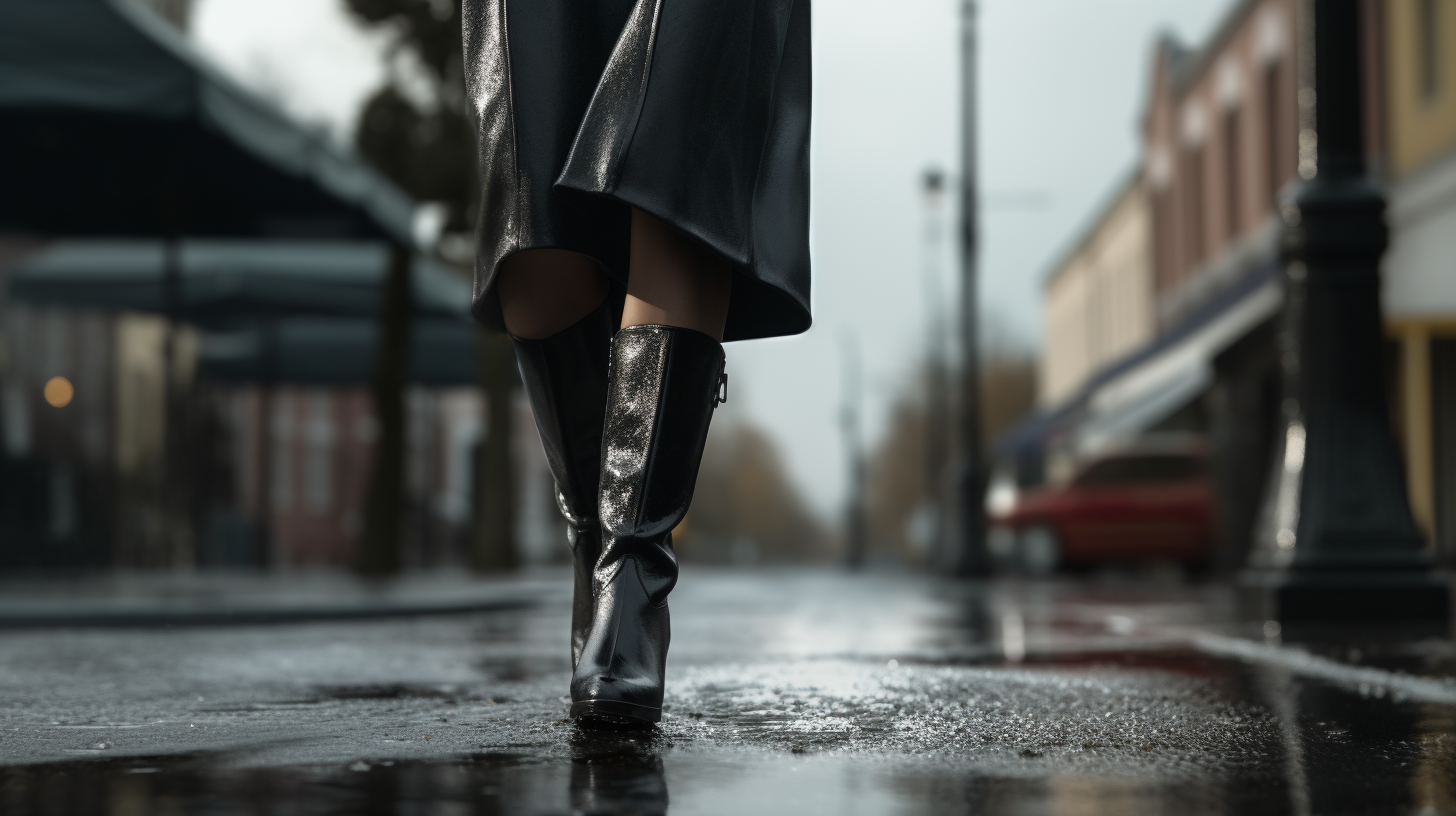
[600,325,726,543]
[571,324,725,725]
[511,301,615,528]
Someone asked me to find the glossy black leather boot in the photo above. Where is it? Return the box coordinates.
[571,325,726,726]
[511,300,614,669]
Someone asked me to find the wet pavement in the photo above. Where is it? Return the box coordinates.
[0,571,542,627]
[2,568,1455,815]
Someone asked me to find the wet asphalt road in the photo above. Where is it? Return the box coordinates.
[2,568,1455,815]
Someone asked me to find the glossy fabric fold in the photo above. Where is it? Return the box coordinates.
[463,0,812,341]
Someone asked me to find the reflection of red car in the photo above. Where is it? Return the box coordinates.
[990,448,1215,574]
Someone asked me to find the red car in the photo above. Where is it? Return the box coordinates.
[989,446,1216,574]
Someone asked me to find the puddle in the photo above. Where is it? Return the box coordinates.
[476,655,570,684]
[313,683,469,701]
[197,684,478,713]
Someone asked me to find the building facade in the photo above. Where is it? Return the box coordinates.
[0,239,117,569]
[213,384,558,570]
[1040,174,1155,410]
[0,242,564,572]
[1144,0,1297,330]
[1382,0,1456,558]
[1022,0,1456,567]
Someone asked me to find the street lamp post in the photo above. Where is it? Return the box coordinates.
[955,0,987,577]
[1243,0,1449,629]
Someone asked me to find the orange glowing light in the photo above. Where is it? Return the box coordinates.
[44,376,74,408]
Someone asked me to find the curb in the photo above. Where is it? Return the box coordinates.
[0,596,539,629]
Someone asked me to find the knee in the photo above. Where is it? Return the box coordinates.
[498,250,609,339]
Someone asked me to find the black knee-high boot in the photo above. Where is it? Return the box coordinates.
[571,325,727,725]
[511,301,615,669]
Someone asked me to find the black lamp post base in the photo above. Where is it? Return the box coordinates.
[1240,570,1450,638]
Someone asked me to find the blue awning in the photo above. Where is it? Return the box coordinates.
[994,259,1283,460]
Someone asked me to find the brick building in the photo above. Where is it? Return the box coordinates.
[1022,0,1456,568]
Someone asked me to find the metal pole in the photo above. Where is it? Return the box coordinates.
[472,328,518,571]
[358,243,412,577]
[923,169,949,562]
[253,311,279,570]
[160,236,182,568]
[1243,0,1448,629]
[955,0,987,577]
[841,332,867,569]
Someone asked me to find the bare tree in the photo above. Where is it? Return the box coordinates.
[344,0,474,235]
[344,1,516,572]
[679,419,828,564]
[141,0,191,30]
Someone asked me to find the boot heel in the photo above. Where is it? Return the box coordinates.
[570,699,662,725]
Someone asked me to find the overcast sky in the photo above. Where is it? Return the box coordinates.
[192,0,1231,519]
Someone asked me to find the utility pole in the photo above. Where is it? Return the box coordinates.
[160,236,186,568]
[1242,0,1448,630]
[841,332,867,569]
[954,0,987,577]
[358,244,412,577]
[472,329,518,571]
[922,168,950,561]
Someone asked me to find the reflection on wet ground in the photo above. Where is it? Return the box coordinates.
[1,570,1454,814]
[1,741,672,816]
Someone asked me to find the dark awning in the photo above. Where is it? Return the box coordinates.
[7,240,471,325]
[992,260,1282,461]
[199,317,476,387]
[0,0,415,243]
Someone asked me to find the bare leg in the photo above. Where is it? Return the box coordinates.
[498,249,609,339]
[623,209,732,340]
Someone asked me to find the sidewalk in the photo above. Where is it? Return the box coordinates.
[0,568,563,627]
[0,569,1454,814]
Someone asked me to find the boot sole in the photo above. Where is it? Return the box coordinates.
[571,698,661,726]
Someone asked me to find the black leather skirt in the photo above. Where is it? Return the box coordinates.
[463,0,812,341]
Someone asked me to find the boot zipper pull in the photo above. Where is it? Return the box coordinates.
[713,370,728,407]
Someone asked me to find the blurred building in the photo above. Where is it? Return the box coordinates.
[0,247,561,572]
[1038,173,1154,423]
[1011,0,1456,568]
[1380,0,1456,568]
[217,386,483,569]
[0,0,563,573]
[0,241,117,570]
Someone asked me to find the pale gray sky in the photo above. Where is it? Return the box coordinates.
[191,0,1231,518]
